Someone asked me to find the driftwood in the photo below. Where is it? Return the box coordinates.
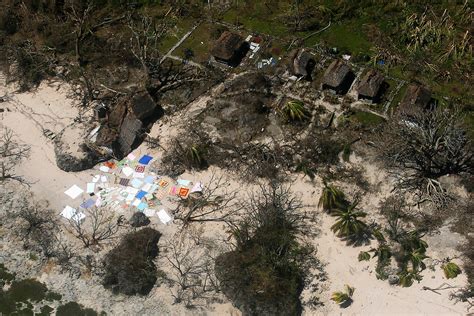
[421,283,458,295]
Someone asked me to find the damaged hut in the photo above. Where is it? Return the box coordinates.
[321,59,354,94]
[399,83,432,111]
[356,69,385,102]
[95,91,159,159]
[289,49,316,80]
[211,31,249,67]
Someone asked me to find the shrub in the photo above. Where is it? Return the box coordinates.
[398,270,422,287]
[318,182,346,213]
[358,251,371,261]
[215,184,312,316]
[331,285,354,305]
[1,10,20,35]
[103,228,161,295]
[281,100,310,122]
[442,262,462,279]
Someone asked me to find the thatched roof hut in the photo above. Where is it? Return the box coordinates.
[357,69,385,101]
[115,115,143,158]
[130,92,156,120]
[399,83,432,110]
[322,59,354,94]
[289,49,315,78]
[211,31,248,66]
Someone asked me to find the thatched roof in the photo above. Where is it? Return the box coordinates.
[117,115,143,156]
[211,31,244,61]
[290,49,314,77]
[130,92,156,120]
[357,69,384,98]
[107,100,128,129]
[399,83,431,110]
[322,59,351,88]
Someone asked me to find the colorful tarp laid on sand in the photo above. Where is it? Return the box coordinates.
[61,153,203,225]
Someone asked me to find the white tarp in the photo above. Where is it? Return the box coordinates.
[99,166,110,173]
[64,185,84,199]
[141,183,153,192]
[157,209,172,224]
[86,183,95,194]
[177,179,191,186]
[133,172,145,178]
[144,208,156,217]
[61,206,85,223]
[122,166,134,177]
[191,182,203,193]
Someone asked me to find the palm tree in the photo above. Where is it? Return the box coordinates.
[369,243,392,280]
[405,249,428,272]
[401,230,428,254]
[398,269,423,287]
[188,144,203,166]
[331,284,354,305]
[296,161,315,180]
[370,244,392,263]
[318,182,345,212]
[281,100,309,121]
[330,202,367,238]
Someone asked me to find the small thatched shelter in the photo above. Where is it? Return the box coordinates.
[322,59,354,94]
[115,115,143,157]
[289,49,315,79]
[357,69,385,102]
[211,31,249,66]
[399,83,432,111]
[131,92,156,121]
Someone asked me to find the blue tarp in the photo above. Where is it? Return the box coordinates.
[136,190,147,199]
[138,155,153,165]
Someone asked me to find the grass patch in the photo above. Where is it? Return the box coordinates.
[56,302,98,316]
[221,3,289,37]
[388,83,407,113]
[8,279,47,303]
[158,17,196,55]
[351,111,385,128]
[45,291,62,302]
[175,22,227,63]
[0,264,15,282]
[305,19,373,55]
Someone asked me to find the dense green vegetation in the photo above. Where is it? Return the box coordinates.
[216,184,313,315]
[0,264,98,315]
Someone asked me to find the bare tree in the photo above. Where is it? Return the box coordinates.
[379,108,473,206]
[0,127,30,183]
[65,206,125,249]
[64,0,127,104]
[126,11,207,97]
[173,171,238,227]
[0,185,62,259]
[161,227,223,308]
[127,12,169,75]
[230,182,311,246]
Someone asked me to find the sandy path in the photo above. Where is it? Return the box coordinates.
[1,80,92,211]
